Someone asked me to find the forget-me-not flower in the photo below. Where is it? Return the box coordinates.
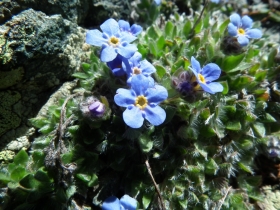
[102,194,137,210]
[227,13,262,46]
[114,74,168,128]
[118,20,142,36]
[107,54,126,76]
[189,57,223,94]
[86,18,138,62]
[122,52,156,85]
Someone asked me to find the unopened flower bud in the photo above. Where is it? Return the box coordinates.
[89,101,105,117]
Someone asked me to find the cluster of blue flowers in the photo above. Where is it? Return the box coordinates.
[86,18,168,129]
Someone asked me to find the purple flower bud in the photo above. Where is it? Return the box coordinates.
[88,101,105,117]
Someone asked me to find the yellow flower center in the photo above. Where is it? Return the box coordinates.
[133,67,142,75]
[198,73,206,83]
[237,28,245,35]
[108,36,120,47]
[135,95,148,110]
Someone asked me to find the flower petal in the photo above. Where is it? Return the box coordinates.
[227,23,238,36]
[130,24,143,36]
[131,74,149,95]
[102,196,120,210]
[120,195,137,210]
[191,56,201,73]
[241,15,253,29]
[117,44,138,59]
[101,46,117,62]
[246,29,262,39]
[100,18,120,36]
[86,30,107,47]
[140,60,156,75]
[230,13,241,27]
[114,88,135,107]
[120,32,137,44]
[118,20,130,31]
[200,82,223,94]
[201,63,221,82]
[144,105,166,126]
[130,52,142,67]
[237,35,249,46]
[146,85,168,105]
[123,106,144,128]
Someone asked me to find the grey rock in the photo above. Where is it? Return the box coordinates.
[0,9,87,144]
[0,0,135,27]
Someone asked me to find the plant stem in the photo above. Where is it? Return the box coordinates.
[145,159,165,210]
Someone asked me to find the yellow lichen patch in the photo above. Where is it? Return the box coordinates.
[0,67,24,89]
[135,95,148,109]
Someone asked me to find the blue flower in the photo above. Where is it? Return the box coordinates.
[118,20,142,36]
[102,195,137,210]
[227,13,262,46]
[122,52,156,85]
[154,0,161,5]
[114,74,168,128]
[189,57,223,94]
[86,18,138,62]
[107,54,126,76]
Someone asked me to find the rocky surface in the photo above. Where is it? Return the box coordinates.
[0,8,87,150]
[0,0,134,27]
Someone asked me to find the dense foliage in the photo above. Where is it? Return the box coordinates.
[1,0,280,209]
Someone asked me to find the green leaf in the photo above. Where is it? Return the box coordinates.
[165,21,174,38]
[157,36,165,51]
[264,113,276,122]
[10,166,27,182]
[252,122,265,137]
[205,42,215,60]
[255,70,267,81]
[76,173,91,183]
[143,193,153,209]
[226,121,241,131]
[222,54,244,72]
[219,19,230,33]
[149,40,157,57]
[183,20,192,38]
[19,174,38,189]
[29,117,49,129]
[155,65,166,79]
[205,158,218,175]
[238,162,252,173]
[61,152,73,164]
[14,150,29,166]
[220,81,229,95]
[81,62,91,71]
[88,174,98,187]
[34,168,52,183]
[138,134,153,153]
[147,25,160,40]
[72,72,88,79]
